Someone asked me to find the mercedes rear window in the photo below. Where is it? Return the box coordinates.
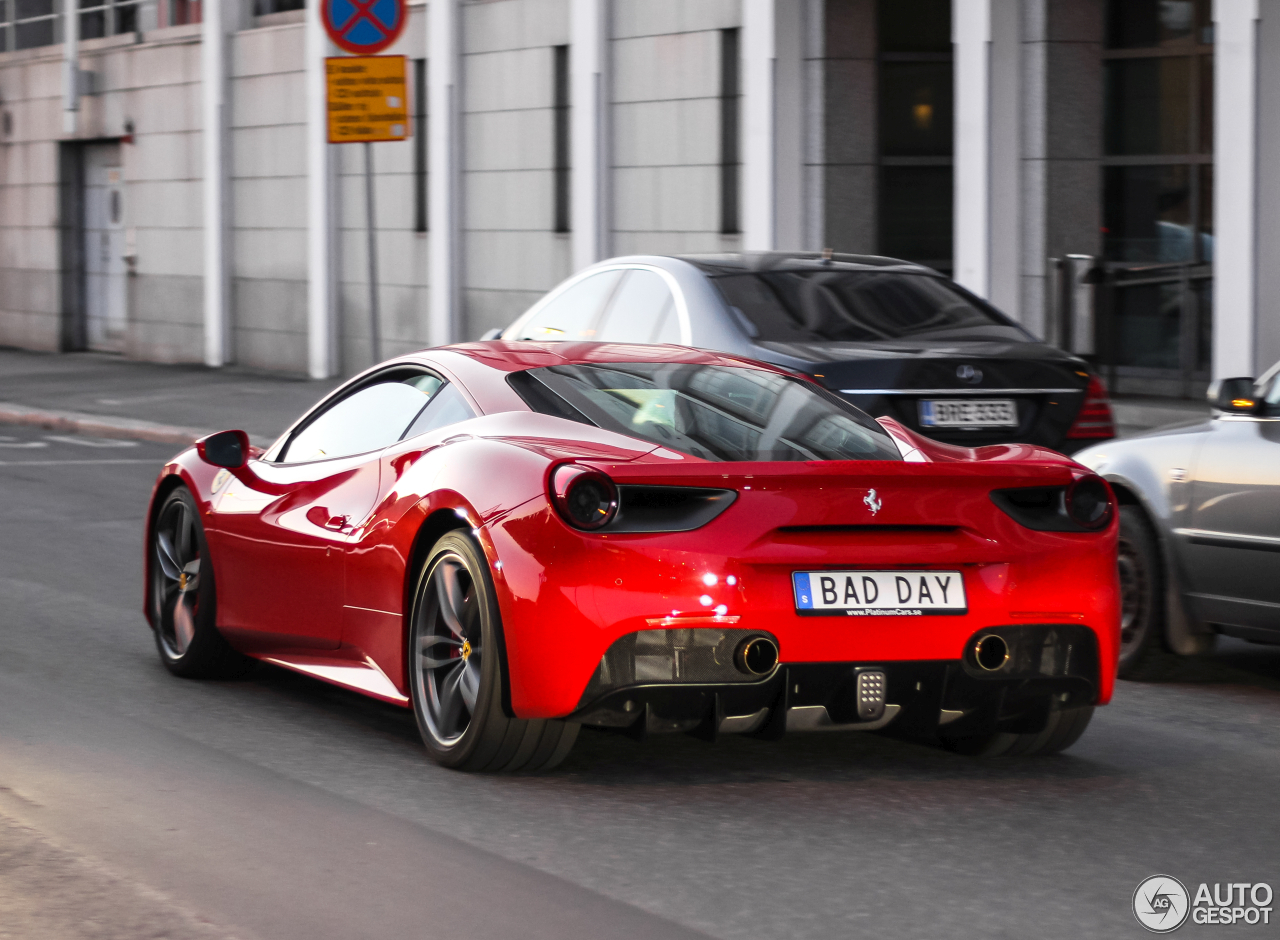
[508,362,902,462]
[712,270,1033,344]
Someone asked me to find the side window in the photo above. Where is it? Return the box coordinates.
[1263,371,1280,416]
[512,270,624,341]
[281,373,442,463]
[595,270,677,344]
[652,295,683,344]
[402,384,477,439]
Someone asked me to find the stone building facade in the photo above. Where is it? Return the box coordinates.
[1,0,1276,394]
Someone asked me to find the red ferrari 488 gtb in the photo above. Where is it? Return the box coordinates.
[146,342,1118,771]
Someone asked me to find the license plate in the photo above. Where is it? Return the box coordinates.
[793,570,967,616]
[919,399,1017,428]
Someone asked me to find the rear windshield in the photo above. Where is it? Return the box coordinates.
[508,362,902,462]
[712,270,1033,344]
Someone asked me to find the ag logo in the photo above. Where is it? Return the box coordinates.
[863,488,882,515]
[1134,875,1190,933]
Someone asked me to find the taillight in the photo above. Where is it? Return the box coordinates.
[1066,374,1115,440]
[990,473,1115,532]
[550,464,618,530]
[1064,474,1114,530]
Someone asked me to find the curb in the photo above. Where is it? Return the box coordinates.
[0,402,215,447]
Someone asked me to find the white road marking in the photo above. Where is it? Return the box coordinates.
[0,459,160,467]
[0,439,49,448]
[43,435,139,448]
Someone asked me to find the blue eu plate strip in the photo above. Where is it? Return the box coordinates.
[793,571,813,609]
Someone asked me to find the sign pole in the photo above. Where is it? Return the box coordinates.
[320,0,407,368]
[364,141,381,365]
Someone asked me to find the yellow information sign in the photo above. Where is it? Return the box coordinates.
[326,55,409,143]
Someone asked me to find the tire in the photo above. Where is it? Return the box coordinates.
[940,705,1094,757]
[148,486,250,678]
[408,531,579,773]
[1116,503,1174,680]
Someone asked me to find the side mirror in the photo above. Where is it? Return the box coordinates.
[195,429,250,469]
[1207,377,1259,414]
[479,328,504,341]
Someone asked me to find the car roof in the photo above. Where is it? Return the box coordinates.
[429,340,794,374]
[672,251,940,276]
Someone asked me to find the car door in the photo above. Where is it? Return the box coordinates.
[593,269,682,344]
[210,370,443,649]
[1182,369,1280,631]
[341,380,480,683]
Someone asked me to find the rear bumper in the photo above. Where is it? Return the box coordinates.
[485,482,1119,719]
[569,624,1100,741]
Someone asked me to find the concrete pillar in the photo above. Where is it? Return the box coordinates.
[61,0,79,135]
[743,0,776,249]
[952,0,991,298]
[743,0,806,251]
[306,0,337,377]
[1214,0,1260,378]
[1018,0,1102,339]
[429,0,460,345]
[802,0,826,251]
[570,0,608,270]
[820,0,877,255]
[987,0,1021,317]
[1256,1,1280,373]
[202,0,233,367]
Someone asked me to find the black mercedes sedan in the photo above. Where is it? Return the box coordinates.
[489,252,1114,454]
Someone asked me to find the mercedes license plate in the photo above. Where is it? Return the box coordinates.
[793,570,967,616]
[919,399,1017,428]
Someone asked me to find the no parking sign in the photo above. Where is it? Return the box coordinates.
[322,0,406,55]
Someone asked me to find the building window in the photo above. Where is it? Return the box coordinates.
[79,0,144,38]
[253,0,302,14]
[719,27,741,235]
[4,0,60,50]
[1101,0,1213,376]
[876,0,952,272]
[160,0,201,27]
[553,44,570,233]
[414,57,427,233]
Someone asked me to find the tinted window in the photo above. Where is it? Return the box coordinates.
[511,270,624,341]
[283,374,441,463]
[713,270,1031,344]
[403,383,477,439]
[595,270,677,344]
[512,362,901,462]
[1260,366,1280,417]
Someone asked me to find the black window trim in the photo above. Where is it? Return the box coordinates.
[271,364,449,465]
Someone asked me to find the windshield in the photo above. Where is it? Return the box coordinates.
[712,270,1033,344]
[509,362,902,462]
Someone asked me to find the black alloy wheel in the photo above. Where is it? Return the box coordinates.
[1116,503,1170,680]
[149,487,248,678]
[409,530,578,772]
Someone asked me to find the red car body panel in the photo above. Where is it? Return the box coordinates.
[144,342,1120,720]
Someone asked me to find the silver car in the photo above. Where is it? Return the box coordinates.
[1074,361,1280,677]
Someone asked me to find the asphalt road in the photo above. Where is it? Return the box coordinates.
[1,422,1278,940]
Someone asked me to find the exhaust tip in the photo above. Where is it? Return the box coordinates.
[974,634,1010,672]
[734,636,779,676]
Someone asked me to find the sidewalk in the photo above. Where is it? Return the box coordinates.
[0,347,1211,447]
[0,348,341,447]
